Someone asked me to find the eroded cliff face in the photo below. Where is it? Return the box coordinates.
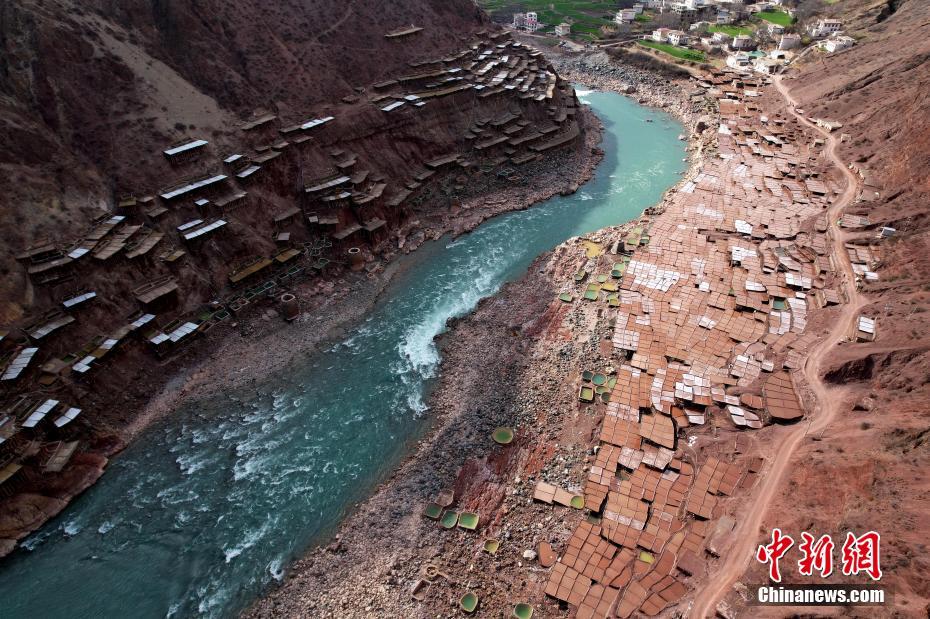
[0,0,589,551]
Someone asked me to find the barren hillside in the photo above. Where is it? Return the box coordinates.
[0,0,497,320]
[735,0,930,613]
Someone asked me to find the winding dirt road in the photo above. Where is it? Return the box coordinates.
[690,74,869,617]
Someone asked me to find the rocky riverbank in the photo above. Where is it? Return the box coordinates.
[244,221,649,619]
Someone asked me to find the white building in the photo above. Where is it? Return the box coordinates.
[513,12,540,32]
[726,52,752,71]
[668,30,690,46]
[821,35,856,52]
[731,34,754,50]
[809,18,842,38]
[616,9,637,23]
[753,57,781,74]
[527,12,539,31]
[652,28,673,42]
[767,22,786,35]
[555,22,571,36]
[632,3,645,14]
[778,33,802,49]
[712,31,733,44]
[690,20,711,33]
[716,8,733,24]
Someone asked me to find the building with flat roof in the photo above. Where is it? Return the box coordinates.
[731,34,754,50]
[668,30,690,46]
[513,12,540,32]
[778,33,801,50]
[809,18,842,38]
[821,35,856,53]
[616,9,637,24]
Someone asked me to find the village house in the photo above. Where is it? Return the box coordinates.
[753,57,782,75]
[778,33,802,50]
[767,22,786,35]
[615,9,637,24]
[513,12,540,32]
[746,1,774,13]
[716,8,733,24]
[809,18,842,38]
[555,22,571,36]
[821,35,856,52]
[690,20,711,33]
[668,30,690,46]
[726,51,752,71]
[652,28,673,42]
[669,3,699,24]
[632,3,645,14]
[712,31,733,45]
[731,34,755,50]
[815,118,844,132]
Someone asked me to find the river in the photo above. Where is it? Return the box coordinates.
[0,90,686,618]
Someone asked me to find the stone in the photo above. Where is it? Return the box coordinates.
[538,542,556,568]
[522,549,537,561]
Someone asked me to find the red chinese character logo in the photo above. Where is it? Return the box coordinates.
[756,527,795,582]
[841,531,882,581]
[798,532,834,577]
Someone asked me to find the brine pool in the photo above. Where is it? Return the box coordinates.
[0,89,686,618]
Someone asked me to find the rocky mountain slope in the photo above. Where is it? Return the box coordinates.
[0,0,492,319]
[738,0,930,612]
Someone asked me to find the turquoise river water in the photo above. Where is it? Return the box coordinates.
[0,90,685,618]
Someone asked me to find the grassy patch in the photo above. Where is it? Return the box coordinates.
[756,10,793,27]
[637,40,705,62]
[708,24,754,37]
[635,13,652,22]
